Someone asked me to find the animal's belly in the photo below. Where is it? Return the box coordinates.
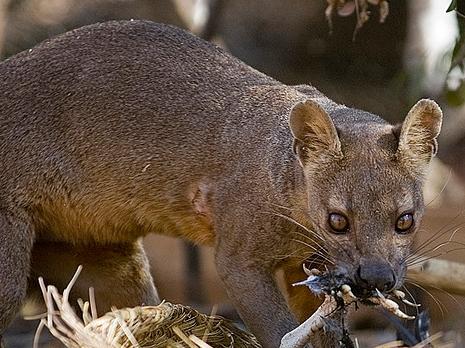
[33,200,215,246]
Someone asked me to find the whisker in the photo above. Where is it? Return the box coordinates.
[407,240,465,263]
[413,221,465,256]
[425,168,452,208]
[272,246,311,261]
[405,280,446,319]
[401,285,420,316]
[262,210,326,243]
[263,206,355,265]
[413,210,464,253]
[272,244,332,269]
[418,209,464,240]
[411,227,464,255]
[289,230,327,250]
[412,208,465,244]
[264,209,346,260]
[291,239,335,265]
[262,209,345,271]
[300,213,356,263]
[407,247,465,267]
[422,282,465,318]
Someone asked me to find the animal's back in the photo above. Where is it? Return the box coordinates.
[0,20,287,243]
[0,21,271,170]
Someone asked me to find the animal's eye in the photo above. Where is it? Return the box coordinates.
[328,213,349,234]
[396,213,414,233]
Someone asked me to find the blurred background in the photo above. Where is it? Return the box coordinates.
[1,0,464,347]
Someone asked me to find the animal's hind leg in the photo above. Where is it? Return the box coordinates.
[0,210,34,339]
[29,239,159,316]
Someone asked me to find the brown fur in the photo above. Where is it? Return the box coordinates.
[0,21,441,347]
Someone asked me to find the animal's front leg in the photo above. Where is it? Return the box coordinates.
[215,242,298,348]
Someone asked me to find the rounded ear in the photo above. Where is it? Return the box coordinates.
[289,99,342,166]
[396,99,443,178]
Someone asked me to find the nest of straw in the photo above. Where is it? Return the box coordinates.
[34,267,261,348]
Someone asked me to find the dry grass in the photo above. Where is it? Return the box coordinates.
[32,266,261,348]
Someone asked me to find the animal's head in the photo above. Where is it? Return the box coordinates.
[289,99,442,296]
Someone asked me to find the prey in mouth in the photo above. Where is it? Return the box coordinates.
[279,264,422,348]
[295,264,419,320]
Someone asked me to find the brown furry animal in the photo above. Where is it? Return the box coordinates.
[0,21,441,347]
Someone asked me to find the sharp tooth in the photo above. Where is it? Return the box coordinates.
[302,263,312,276]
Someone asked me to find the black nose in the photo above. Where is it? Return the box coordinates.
[356,258,396,292]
